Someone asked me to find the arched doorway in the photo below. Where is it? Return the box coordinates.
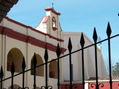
[8,84,21,89]
[31,54,44,76]
[49,61,58,78]
[7,48,24,72]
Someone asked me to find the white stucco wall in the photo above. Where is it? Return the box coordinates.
[0,17,63,89]
[62,32,107,82]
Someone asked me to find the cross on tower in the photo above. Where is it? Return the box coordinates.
[52,2,54,9]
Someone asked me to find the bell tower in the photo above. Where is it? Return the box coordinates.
[36,7,62,39]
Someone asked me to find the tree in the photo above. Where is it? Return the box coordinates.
[112,62,119,77]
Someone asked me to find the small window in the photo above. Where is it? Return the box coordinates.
[52,17,56,28]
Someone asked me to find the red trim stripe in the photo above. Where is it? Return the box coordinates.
[43,16,49,23]
[0,26,66,53]
[5,17,64,42]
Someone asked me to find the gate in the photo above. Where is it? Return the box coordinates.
[0,22,119,89]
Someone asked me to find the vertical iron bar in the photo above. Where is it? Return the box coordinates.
[34,62,36,89]
[11,63,15,89]
[95,41,99,89]
[0,67,3,89]
[45,60,48,89]
[33,53,37,89]
[0,76,2,89]
[58,55,60,89]
[56,44,61,89]
[93,28,99,89]
[108,38,112,89]
[23,71,25,89]
[106,22,112,89]
[11,74,13,89]
[80,33,85,89]
[68,38,72,89]
[22,57,26,89]
[82,49,85,89]
[44,48,48,89]
[69,52,72,89]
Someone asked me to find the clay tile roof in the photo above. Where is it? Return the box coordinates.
[0,0,18,22]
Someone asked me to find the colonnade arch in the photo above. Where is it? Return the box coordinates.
[49,60,58,78]
[31,54,44,76]
[7,48,58,78]
[7,48,24,73]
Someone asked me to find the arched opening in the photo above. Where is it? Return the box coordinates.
[49,60,58,78]
[52,17,56,28]
[8,84,21,89]
[31,54,44,76]
[7,48,23,73]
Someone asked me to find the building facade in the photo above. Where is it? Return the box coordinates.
[0,8,107,89]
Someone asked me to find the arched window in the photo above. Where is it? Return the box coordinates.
[31,54,44,76]
[7,48,23,72]
[52,17,56,28]
[49,61,58,78]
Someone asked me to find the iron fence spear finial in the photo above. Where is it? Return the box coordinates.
[68,37,72,53]
[68,37,73,89]
[56,43,61,57]
[106,22,112,89]
[22,57,26,71]
[106,22,112,37]
[80,33,85,89]
[80,33,85,48]
[93,27,98,42]
[93,28,99,89]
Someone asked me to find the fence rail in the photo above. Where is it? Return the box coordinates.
[0,22,119,89]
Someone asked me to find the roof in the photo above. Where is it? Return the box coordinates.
[45,8,60,15]
[5,17,64,42]
[0,0,18,22]
[42,16,49,23]
[35,16,49,29]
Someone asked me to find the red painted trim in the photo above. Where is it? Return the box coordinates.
[27,26,46,36]
[35,16,45,28]
[5,17,28,28]
[88,81,119,89]
[45,8,61,15]
[0,26,66,53]
[5,17,64,42]
[43,16,49,23]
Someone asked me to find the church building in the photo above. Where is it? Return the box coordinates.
[0,7,107,89]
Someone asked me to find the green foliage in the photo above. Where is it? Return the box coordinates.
[112,62,119,77]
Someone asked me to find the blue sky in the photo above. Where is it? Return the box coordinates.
[7,0,119,66]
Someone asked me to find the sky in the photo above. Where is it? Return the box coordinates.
[7,0,119,67]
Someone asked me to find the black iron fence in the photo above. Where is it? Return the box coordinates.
[0,22,119,89]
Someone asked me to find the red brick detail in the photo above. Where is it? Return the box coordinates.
[5,17,28,28]
[0,26,66,53]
